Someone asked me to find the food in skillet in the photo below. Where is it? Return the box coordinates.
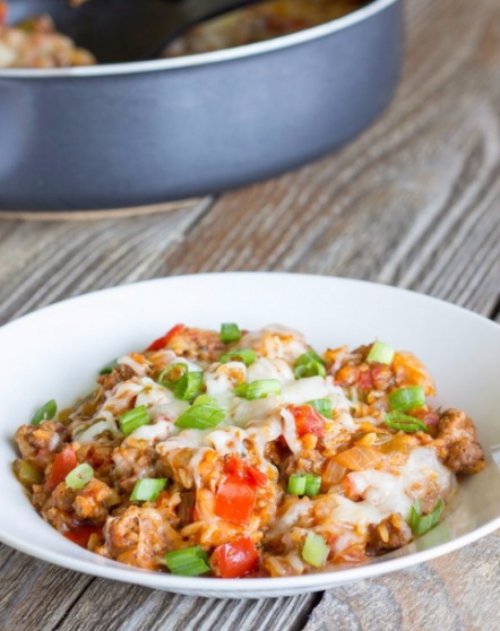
[13,324,485,578]
[165,0,366,57]
[0,2,95,68]
[0,0,365,68]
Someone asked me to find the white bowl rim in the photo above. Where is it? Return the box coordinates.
[0,271,499,593]
[0,0,399,79]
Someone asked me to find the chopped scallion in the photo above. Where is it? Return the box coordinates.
[234,379,281,400]
[220,323,241,343]
[366,341,395,365]
[174,371,203,401]
[306,398,333,419]
[164,546,210,576]
[304,474,321,496]
[301,532,329,568]
[408,499,444,536]
[219,348,257,366]
[389,386,426,412]
[384,411,428,433]
[287,473,321,496]
[65,463,94,490]
[175,403,225,430]
[287,473,307,496]
[119,405,151,436]
[294,351,326,379]
[157,363,188,388]
[31,399,57,426]
[193,394,219,407]
[130,478,167,502]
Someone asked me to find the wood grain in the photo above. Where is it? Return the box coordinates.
[0,0,499,629]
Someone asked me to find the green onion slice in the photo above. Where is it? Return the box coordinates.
[31,399,57,426]
[306,398,333,419]
[408,499,444,536]
[175,403,225,430]
[384,411,428,433]
[287,473,322,497]
[157,363,188,388]
[164,546,210,576]
[193,394,219,407]
[294,351,326,379]
[366,341,395,365]
[389,386,426,412]
[119,405,151,436]
[304,474,321,496]
[219,348,257,366]
[130,478,167,502]
[234,379,281,400]
[301,532,329,568]
[288,473,307,496]
[65,463,94,490]
[220,323,241,344]
[99,359,118,375]
[174,371,203,402]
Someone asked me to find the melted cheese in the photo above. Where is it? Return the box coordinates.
[346,447,454,523]
[280,407,302,454]
[206,426,247,456]
[135,378,175,413]
[247,357,294,384]
[129,419,172,443]
[156,429,208,455]
[267,498,312,538]
[204,361,247,395]
[74,418,119,443]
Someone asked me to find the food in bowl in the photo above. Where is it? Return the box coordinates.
[12,323,485,578]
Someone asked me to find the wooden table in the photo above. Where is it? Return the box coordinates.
[1,0,499,628]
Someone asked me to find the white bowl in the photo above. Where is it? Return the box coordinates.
[0,273,499,599]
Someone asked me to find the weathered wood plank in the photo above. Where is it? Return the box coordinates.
[0,550,93,631]
[52,578,319,631]
[0,198,212,325]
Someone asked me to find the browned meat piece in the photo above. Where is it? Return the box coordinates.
[15,421,67,469]
[73,478,120,523]
[97,364,135,391]
[76,442,115,483]
[167,327,225,363]
[282,449,324,477]
[101,505,182,569]
[434,409,485,474]
[368,513,412,552]
[40,482,78,531]
[112,439,159,491]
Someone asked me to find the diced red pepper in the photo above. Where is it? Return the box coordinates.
[356,367,374,390]
[288,404,325,437]
[246,466,267,487]
[223,455,266,487]
[46,446,78,491]
[211,537,259,578]
[146,323,185,351]
[215,475,256,525]
[64,525,101,548]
